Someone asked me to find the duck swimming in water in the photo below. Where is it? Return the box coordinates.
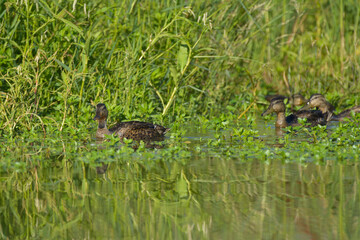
[299,94,335,121]
[300,94,360,121]
[332,105,360,121]
[291,93,307,107]
[94,103,170,141]
[265,93,307,112]
[262,97,326,128]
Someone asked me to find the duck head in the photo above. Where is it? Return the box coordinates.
[300,94,334,113]
[299,94,335,121]
[262,97,286,116]
[94,103,109,129]
[291,94,307,107]
[94,103,108,121]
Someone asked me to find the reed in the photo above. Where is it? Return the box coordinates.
[0,0,359,132]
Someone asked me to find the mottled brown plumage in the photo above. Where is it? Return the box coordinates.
[291,93,307,107]
[94,103,170,141]
[332,105,360,121]
[300,94,360,121]
[262,97,326,128]
[265,94,287,102]
[265,93,307,112]
[300,94,334,121]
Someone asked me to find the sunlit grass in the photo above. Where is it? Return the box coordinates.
[1,0,359,134]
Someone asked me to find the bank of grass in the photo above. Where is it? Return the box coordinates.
[0,0,360,134]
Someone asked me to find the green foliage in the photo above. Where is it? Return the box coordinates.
[1,0,359,134]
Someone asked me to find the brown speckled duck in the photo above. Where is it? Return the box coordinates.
[291,93,307,107]
[262,97,326,128]
[332,106,360,121]
[265,93,307,112]
[94,103,170,141]
[300,94,360,121]
[299,94,335,121]
[265,94,287,102]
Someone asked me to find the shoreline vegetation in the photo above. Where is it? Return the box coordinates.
[1,0,359,134]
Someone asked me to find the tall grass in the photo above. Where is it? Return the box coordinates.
[0,0,360,133]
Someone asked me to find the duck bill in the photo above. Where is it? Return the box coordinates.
[261,107,273,116]
[93,114,101,121]
[164,128,171,134]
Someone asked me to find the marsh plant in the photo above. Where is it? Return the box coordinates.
[2,0,359,134]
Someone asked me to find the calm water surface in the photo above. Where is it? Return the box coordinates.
[1,120,359,239]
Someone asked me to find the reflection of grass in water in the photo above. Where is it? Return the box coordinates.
[1,119,360,238]
[1,143,359,239]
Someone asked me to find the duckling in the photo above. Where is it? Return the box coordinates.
[94,103,170,141]
[262,97,326,128]
[300,94,360,121]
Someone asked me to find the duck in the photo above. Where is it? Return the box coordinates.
[262,97,326,128]
[265,93,307,112]
[265,94,287,102]
[291,93,307,107]
[299,94,334,121]
[332,106,360,121]
[93,103,170,141]
[300,94,360,121]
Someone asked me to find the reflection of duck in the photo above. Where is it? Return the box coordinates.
[300,94,360,121]
[262,97,326,128]
[94,103,170,140]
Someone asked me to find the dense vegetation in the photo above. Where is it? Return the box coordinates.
[1,0,359,134]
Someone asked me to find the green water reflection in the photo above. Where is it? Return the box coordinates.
[1,123,360,239]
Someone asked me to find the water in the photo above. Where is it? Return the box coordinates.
[1,120,360,239]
